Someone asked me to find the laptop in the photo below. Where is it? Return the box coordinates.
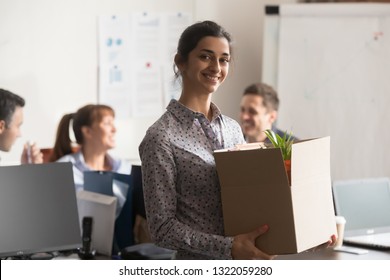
[332,177,390,250]
[0,162,82,258]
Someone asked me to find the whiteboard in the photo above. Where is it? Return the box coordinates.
[264,4,390,180]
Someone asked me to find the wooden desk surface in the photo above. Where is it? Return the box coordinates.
[276,246,390,260]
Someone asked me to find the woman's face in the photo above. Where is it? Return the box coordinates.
[86,112,116,150]
[179,36,231,95]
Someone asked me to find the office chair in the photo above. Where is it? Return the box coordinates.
[114,165,176,260]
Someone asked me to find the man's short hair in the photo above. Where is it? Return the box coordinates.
[243,83,279,112]
[0,88,25,127]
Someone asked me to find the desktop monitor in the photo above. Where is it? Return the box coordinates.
[77,190,117,256]
[0,162,82,258]
[83,170,135,251]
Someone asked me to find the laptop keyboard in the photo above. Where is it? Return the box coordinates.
[345,233,390,248]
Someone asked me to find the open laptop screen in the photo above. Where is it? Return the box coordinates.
[0,162,81,258]
[333,177,390,232]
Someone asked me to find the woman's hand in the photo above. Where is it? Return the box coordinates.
[310,234,337,252]
[231,224,276,260]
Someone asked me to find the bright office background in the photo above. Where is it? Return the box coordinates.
[0,0,298,165]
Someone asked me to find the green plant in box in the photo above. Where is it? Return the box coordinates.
[264,129,294,184]
[264,129,294,160]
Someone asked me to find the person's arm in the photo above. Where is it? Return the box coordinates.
[21,142,43,164]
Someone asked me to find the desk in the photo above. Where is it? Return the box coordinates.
[276,246,390,260]
[53,253,111,260]
[51,247,390,260]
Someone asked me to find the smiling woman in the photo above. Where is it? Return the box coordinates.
[51,104,132,200]
[139,21,275,260]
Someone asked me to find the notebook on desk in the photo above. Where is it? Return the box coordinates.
[332,177,390,250]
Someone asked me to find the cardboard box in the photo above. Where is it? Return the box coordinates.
[214,137,336,255]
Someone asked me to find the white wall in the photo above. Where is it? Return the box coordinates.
[0,0,297,165]
[195,0,297,122]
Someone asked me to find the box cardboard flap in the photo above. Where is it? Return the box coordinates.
[290,137,336,251]
[214,148,297,254]
[291,137,331,186]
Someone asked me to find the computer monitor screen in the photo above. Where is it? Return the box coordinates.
[333,177,390,231]
[77,190,117,256]
[83,170,134,250]
[0,162,82,258]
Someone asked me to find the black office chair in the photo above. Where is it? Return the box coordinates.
[115,165,175,260]
[112,177,135,251]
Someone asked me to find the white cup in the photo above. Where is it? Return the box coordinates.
[335,215,346,248]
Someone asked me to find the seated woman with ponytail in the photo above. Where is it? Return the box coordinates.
[51,104,132,215]
[50,104,147,250]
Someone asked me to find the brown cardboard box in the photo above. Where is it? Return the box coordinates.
[214,137,336,255]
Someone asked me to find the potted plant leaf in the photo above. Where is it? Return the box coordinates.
[264,129,294,185]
